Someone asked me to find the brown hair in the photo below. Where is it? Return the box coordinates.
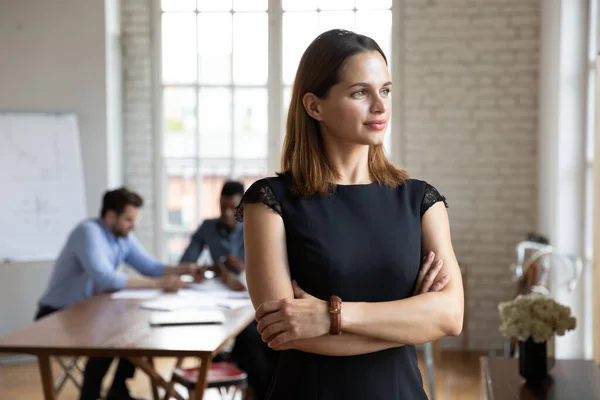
[280,29,409,197]
[100,187,143,217]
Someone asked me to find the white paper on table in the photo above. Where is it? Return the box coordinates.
[139,296,196,311]
[188,281,250,299]
[214,298,253,309]
[111,289,162,299]
[139,290,252,312]
[179,290,252,309]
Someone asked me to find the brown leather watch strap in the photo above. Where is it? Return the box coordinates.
[329,295,342,335]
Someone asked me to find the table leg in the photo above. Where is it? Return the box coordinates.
[163,358,185,400]
[38,355,56,400]
[55,357,82,391]
[129,357,185,400]
[147,357,160,400]
[193,355,212,400]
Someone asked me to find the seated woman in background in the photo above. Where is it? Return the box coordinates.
[235,29,464,400]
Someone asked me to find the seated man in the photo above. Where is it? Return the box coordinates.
[180,180,246,289]
[180,180,276,400]
[36,187,197,400]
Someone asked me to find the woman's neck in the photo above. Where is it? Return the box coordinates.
[323,137,371,185]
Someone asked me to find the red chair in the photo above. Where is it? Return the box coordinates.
[171,361,248,400]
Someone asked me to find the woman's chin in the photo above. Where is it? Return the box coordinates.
[366,132,385,146]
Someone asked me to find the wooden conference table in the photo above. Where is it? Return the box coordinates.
[0,294,255,400]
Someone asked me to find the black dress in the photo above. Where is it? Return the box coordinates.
[235,174,447,400]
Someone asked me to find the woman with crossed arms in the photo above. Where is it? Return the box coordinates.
[235,29,464,399]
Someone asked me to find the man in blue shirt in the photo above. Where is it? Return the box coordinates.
[36,187,197,400]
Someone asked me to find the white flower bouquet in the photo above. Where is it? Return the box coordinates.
[498,293,577,343]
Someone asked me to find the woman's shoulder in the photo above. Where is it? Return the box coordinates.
[399,178,442,195]
[245,173,290,196]
[235,175,288,222]
[399,178,448,216]
[391,178,428,196]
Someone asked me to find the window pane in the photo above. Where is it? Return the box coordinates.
[233,160,268,180]
[199,175,229,220]
[233,0,267,11]
[319,11,355,33]
[234,89,268,159]
[233,13,268,85]
[356,0,391,9]
[197,0,231,11]
[162,0,195,11]
[165,159,198,230]
[282,86,292,140]
[319,0,354,10]
[199,88,232,158]
[283,12,319,85]
[165,233,192,264]
[283,0,317,11]
[163,87,196,158]
[197,160,236,220]
[356,10,391,60]
[198,13,232,84]
[162,13,197,83]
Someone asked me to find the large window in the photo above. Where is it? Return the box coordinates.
[160,0,393,262]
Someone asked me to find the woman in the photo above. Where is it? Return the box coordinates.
[235,29,464,399]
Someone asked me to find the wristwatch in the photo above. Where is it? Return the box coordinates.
[329,295,342,335]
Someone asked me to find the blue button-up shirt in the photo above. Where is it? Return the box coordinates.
[39,218,166,309]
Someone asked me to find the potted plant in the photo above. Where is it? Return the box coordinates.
[498,293,577,383]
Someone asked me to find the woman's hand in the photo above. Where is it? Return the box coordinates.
[413,251,451,295]
[255,281,329,350]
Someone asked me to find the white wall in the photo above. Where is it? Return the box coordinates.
[0,0,119,346]
[400,0,540,350]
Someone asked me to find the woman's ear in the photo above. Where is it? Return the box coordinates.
[302,92,323,121]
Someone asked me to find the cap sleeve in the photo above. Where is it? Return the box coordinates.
[235,179,283,222]
[421,183,448,217]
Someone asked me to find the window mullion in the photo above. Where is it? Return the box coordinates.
[195,9,203,227]
[268,0,283,175]
[230,9,236,176]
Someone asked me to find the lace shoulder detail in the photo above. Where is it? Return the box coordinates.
[235,179,282,222]
[421,183,448,217]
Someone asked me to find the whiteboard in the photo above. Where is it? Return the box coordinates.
[0,112,86,262]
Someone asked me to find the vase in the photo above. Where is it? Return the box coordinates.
[518,337,548,384]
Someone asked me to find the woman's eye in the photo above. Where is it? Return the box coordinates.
[381,88,391,96]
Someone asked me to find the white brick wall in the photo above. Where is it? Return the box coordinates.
[121,0,156,254]
[402,0,540,350]
[120,0,541,350]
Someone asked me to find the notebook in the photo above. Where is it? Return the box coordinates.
[148,310,226,327]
